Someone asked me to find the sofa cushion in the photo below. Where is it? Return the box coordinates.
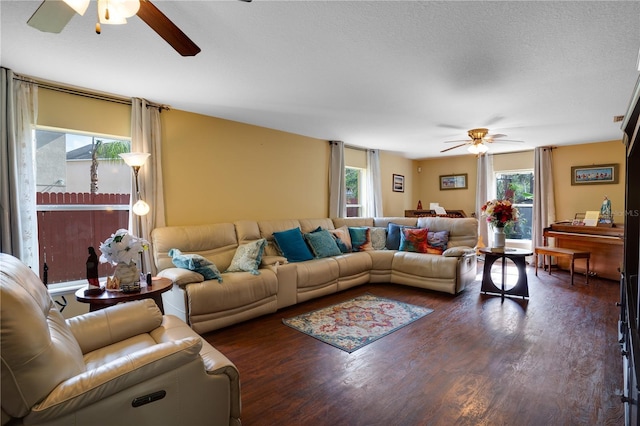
[349,227,372,252]
[304,229,342,258]
[273,228,314,262]
[225,239,267,275]
[168,248,223,282]
[399,227,429,253]
[386,222,418,250]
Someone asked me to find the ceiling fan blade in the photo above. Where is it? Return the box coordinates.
[440,143,468,153]
[137,0,201,56]
[27,0,76,33]
[487,133,508,139]
[443,139,470,144]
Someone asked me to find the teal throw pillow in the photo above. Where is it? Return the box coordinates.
[273,227,314,262]
[225,239,267,275]
[386,223,418,250]
[348,227,372,252]
[399,228,429,253]
[168,248,223,282]
[304,229,342,258]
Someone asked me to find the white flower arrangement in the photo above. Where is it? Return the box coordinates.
[99,228,149,265]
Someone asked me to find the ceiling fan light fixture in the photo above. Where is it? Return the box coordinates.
[468,143,489,155]
[63,0,90,15]
[97,0,140,24]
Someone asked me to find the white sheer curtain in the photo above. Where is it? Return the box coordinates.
[130,98,165,274]
[329,141,346,218]
[366,149,383,217]
[475,153,495,248]
[0,67,39,271]
[533,147,556,263]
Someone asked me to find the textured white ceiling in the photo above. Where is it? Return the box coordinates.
[1,0,639,159]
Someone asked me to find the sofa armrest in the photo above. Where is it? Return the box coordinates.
[442,246,476,257]
[157,267,205,288]
[67,299,163,354]
[30,337,202,421]
[151,315,242,419]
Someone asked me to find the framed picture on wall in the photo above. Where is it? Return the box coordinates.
[439,173,468,190]
[393,174,404,192]
[571,164,619,185]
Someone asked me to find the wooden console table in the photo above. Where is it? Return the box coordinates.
[405,209,467,218]
[543,223,623,280]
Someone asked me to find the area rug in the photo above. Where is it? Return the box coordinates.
[282,293,433,353]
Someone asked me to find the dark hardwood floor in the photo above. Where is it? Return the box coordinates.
[204,261,624,426]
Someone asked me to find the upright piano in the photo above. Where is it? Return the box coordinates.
[543,223,624,281]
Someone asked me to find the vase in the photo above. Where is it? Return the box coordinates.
[113,262,139,286]
[493,227,506,249]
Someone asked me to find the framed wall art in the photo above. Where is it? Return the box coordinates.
[571,164,619,185]
[439,173,468,190]
[392,174,404,192]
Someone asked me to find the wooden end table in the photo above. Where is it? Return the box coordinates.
[75,277,173,313]
[479,247,533,301]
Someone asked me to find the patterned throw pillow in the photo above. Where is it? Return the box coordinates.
[386,223,418,250]
[304,229,342,258]
[328,225,352,252]
[399,228,429,253]
[369,227,387,250]
[427,230,450,255]
[225,239,267,275]
[273,228,314,262]
[168,248,223,282]
[349,227,373,252]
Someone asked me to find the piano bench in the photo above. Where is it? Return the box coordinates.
[534,247,590,285]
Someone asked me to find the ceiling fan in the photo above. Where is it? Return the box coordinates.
[440,128,524,155]
[27,0,251,56]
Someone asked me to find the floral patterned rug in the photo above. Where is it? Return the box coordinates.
[282,293,433,353]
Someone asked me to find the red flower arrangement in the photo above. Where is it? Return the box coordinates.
[481,199,519,228]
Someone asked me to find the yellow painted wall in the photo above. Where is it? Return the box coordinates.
[379,152,415,217]
[35,88,626,226]
[416,155,478,217]
[161,109,330,224]
[552,141,626,224]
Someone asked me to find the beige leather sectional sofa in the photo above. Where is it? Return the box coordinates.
[152,216,478,335]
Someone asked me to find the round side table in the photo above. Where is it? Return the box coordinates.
[75,277,173,313]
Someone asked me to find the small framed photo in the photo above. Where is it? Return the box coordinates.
[571,164,619,185]
[392,174,404,192]
[439,173,468,190]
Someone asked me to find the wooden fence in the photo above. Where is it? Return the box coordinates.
[37,192,130,284]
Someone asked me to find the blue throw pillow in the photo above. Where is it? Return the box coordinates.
[386,223,418,250]
[273,227,314,262]
[168,248,223,282]
[304,229,342,258]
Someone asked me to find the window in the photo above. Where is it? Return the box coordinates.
[345,167,365,217]
[35,128,132,288]
[495,171,533,240]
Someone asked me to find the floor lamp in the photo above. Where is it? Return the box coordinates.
[119,152,150,278]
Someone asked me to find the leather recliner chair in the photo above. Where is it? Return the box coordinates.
[0,253,241,426]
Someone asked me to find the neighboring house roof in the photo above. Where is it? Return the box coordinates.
[66,144,94,160]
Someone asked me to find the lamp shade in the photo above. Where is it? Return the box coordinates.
[63,0,90,15]
[468,143,489,154]
[97,0,140,24]
[133,199,150,216]
[119,152,150,167]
